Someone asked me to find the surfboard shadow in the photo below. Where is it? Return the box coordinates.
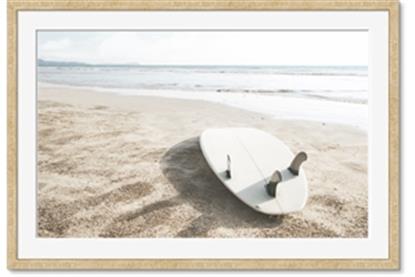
[160,137,283,237]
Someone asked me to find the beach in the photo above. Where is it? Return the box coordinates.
[37,85,368,238]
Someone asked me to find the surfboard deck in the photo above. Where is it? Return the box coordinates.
[200,128,308,215]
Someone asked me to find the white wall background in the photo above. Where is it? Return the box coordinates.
[0,0,414,275]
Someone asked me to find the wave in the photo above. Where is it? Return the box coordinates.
[38,65,368,105]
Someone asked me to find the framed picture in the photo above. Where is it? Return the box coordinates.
[7,0,400,270]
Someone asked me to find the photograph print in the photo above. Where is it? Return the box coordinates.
[37,30,368,239]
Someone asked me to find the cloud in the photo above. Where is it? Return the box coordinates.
[38,31,368,66]
[39,38,71,51]
[97,33,143,63]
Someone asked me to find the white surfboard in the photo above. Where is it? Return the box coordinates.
[200,128,308,215]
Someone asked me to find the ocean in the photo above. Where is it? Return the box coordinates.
[38,65,368,129]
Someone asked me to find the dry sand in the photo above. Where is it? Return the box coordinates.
[37,86,368,238]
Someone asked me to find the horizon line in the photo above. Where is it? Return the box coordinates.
[37,59,368,68]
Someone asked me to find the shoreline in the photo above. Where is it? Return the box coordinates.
[38,82,368,130]
[37,86,368,238]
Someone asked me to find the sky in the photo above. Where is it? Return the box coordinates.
[38,31,368,66]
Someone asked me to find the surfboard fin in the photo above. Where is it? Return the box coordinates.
[225,154,231,179]
[288,151,307,176]
[266,170,282,197]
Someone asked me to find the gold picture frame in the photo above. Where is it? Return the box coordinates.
[7,0,400,270]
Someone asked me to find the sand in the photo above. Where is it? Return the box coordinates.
[37,86,368,238]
